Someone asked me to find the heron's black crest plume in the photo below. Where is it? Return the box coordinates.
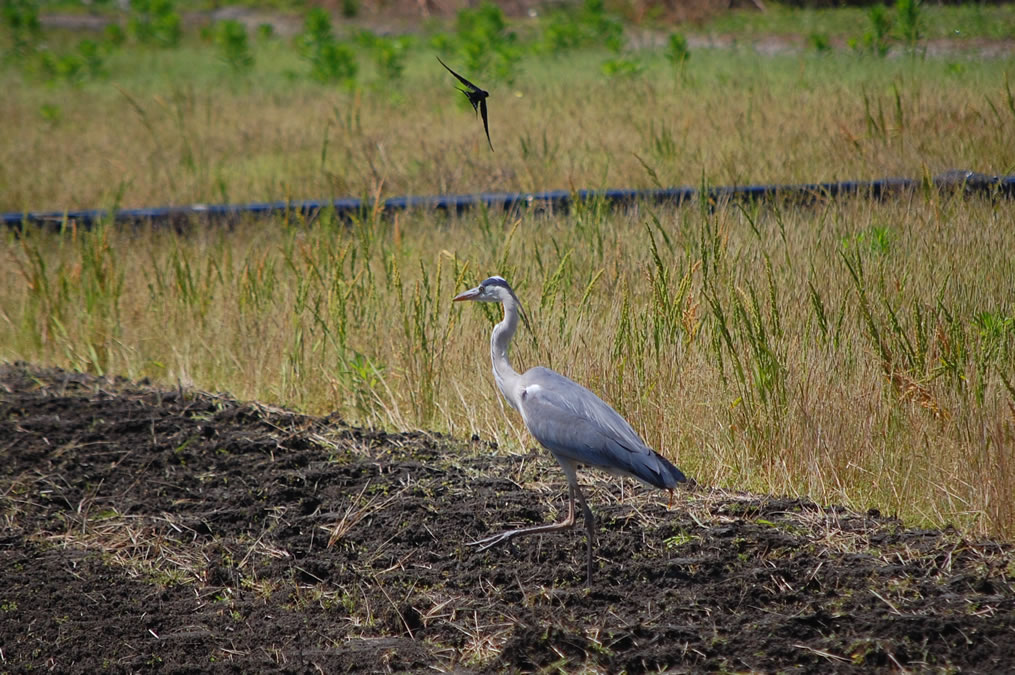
[480,276,510,290]
[437,56,493,152]
[480,277,533,338]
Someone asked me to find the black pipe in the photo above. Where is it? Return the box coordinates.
[4,171,1012,231]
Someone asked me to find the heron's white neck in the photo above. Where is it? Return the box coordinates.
[491,296,523,411]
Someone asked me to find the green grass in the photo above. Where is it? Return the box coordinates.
[3,42,1014,212]
[29,0,1015,43]
[32,0,310,13]
[3,11,1015,541]
[698,3,1015,42]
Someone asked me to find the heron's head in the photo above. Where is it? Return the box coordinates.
[454,276,535,337]
[452,276,514,304]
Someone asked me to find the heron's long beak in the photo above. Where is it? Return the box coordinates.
[453,287,481,302]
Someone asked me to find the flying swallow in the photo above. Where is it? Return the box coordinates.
[437,56,493,152]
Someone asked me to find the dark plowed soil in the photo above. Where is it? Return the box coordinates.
[2,363,1014,672]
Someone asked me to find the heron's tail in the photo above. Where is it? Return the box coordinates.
[633,452,690,489]
[649,453,687,490]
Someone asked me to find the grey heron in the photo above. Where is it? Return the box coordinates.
[454,276,688,583]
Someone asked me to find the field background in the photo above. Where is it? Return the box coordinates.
[3,0,1015,543]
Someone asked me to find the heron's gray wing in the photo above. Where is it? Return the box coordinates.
[518,367,684,489]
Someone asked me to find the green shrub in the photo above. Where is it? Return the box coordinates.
[2,0,41,56]
[455,1,507,47]
[429,32,454,55]
[38,102,61,124]
[455,1,518,75]
[541,12,583,53]
[36,49,80,82]
[541,0,623,55]
[357,30,411,82]
[854,4,892,57]
[215,19,254,73]
[665,32,690,66]
[314,41,357,84]
[808,31,830,53]
[299,9,357,86]
[128,0,182,48]
[341,0,359,19]
[601,56,643,78]
[34,38,109,84]
[301,8,332,50]
[896,0,922,51]
[76,39,106,78]
[104,23,126,48]
[581,0,623,53]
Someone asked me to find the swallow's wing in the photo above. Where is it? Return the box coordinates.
[437,56,479,92]
[479,99,493,152]
[461,89,481,113]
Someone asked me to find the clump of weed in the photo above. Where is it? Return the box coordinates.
[128,0,182,49]
[851,4,892,57]
[38,102,61,124]
[298,8,357,87]
[850,0,925,58]
[540,0,624,55]
[3,0,118,84]
[601,55,643,78]
[215,19,254,74]
[355,30,412,83]
[1,0,41,58]
[341,0,359,19]
[453,1,521,83]
[665,32,690,67]
[896,0,923,54]
[104,23,126,48]
[808,32,831,53]
[33,38,113,85]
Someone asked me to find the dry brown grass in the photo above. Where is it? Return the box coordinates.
[2,45,1013,212]
[3,190,1014,540]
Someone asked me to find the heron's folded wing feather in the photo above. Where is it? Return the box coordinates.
[519,368,679,488]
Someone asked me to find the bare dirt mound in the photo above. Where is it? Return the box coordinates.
[2,362,1014,672]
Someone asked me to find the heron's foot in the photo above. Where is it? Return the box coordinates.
[468,519,576,552]
[466,529,523,552]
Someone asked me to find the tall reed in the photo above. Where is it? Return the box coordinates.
[3,193,1013,537]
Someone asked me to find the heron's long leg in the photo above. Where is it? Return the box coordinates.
[572,482,596,585]
[467,485,577,551]
[468,484,598,584]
